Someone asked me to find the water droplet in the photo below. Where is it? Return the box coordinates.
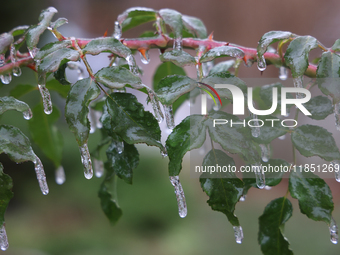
[257,55,266,71]
[173,32,182,51]
[0,54,5,67]
[264,185,272,190]
[331,160,340,182]
[233,226,244,244]
[126,54,139,75]
[147,89,164,123]
[293,76,304,99]
[139,49,150,64]
[169,176,187,218]
[252,163,265,189]
[93,158,104,178]
[1,73,12,84]
[334,102,340,131]
[329,217,338,244]
[278,134,286,140]
[34,155,49,195]
[116,141,124,154]
[161,148,168,158]
[239,195,246,202]
[113,21,122,39]
[0,224,9,251]
[38,84,53,114]
[164,105,175,130]
[279,66,288,80]
[250,113,261,138]
[23,108,33,120]
[12,66,21,77]
[259,144,271,162]
[55,165,66,185]
[79,143,93,179]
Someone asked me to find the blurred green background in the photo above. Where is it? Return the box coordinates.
[1,0,340,254]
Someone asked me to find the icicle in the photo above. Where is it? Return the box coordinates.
[278,134,286,140]
[164,105,175,130]
[93,158,104,178]
[169,176,187,218]
[10,45,21,77]
[0,54,5,67]
[113,21,122,39]
[147,89,164,123]
[67,62,84,80]
[0,224,9,251]
[257,55,266,71]
[79,143,93,179]
[252,163,265,189]
[259,144,270,162]
[0,74,12,84]
[293,76,304,99]
[34,155,49,195]
[38,83,53,114]
[23,108,33,120]
[116,141,124,154]
[126,54,139,75]
[329,217,338,244]
[29,47,39,59]
[279,66,288,80]
[331,160,340,182]
[233,226,244,244]
[173,31,182,51]
[239,195,246,202]
[334,102,340,131]
[139,49,150,64]
[55,166,66,185]
[12,66,21,77]
[250,113,261,138]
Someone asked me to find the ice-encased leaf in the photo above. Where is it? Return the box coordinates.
[159,50,196,67]
[200,149,244,226]
[35,40,72,60]
[0,163,13,228]
[65,78,100,146]
[291,124,340,161]
[209,60,235,75]
[200,46,244,63]
[154,75,197,105]
[284,36,318,77]
[0,125,36,163]
[316,52,340,103]
[182,15,207,39]
[331,39,340,52]
[0,33,14,53]
[26,7,58,51]
[95,66,142,89]
[289,169,334,224]
[257,31,293,57]
[0,96,31,117]
[82,37,131,58]
[166,115,207,176]
[159,9,183,34]
[105,93,164,152]
[118,7,157,32]
[258,197,293,255]
[28,104,63,168]
[50,17,68,29]
[302,95,333,120]
[98,162,123,225]
[9,25,29,37]
[106,140,139,184]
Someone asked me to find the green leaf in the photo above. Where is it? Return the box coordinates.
[182,15,207,39]
[10,84,36,98]
[289,168,333,223]
[35,40,72,60]
[284,36,318,77]
[26,7,58,51]
[46,79,70,98]
[54,63,71,85]
[291,124,340,161]
[95,66,142,89]
[118,7,157,32]
[331,39,340,52]
[105,93,164,152]
[98,162,123,225]
[316,52,340,103]
[200,46,244,63]
[0,125,36,163]
[0,96,31,117]
[159,50,196,67]
[65,78,100,146]
[28,104,63,167]
[159,9,183,34]
[154,75,197,105]
[257,31,293,56]
[199,149,244,226]
[302,95,333,120]
[0,163,13,227]
[9,25,29,37]
[0,33,14,53]
[258,197,293,255]
[209,60,235,75]
[166,115,207,176]
[82,37,131,58]
[106,141,139,184]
